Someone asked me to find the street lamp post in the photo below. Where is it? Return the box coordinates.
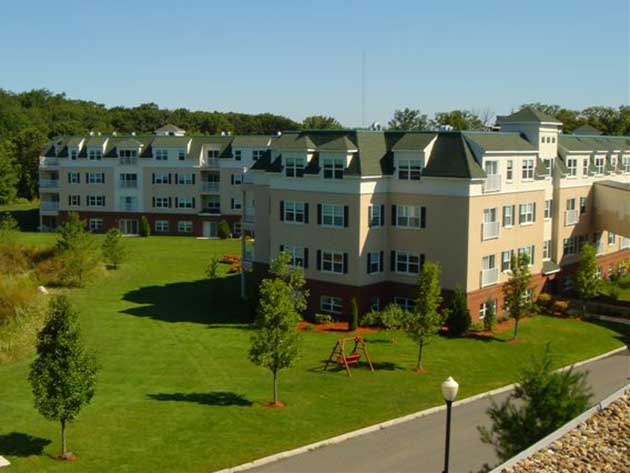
[441,376,459,473]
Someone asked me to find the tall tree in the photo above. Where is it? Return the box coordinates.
[388,108,430,130]
[29,296,97,459]
[301,115,343,130]
[101,228,126,269]
[574,243,601,315]
[0,140,18,204]
[503,253,533,340]
[478,345,591,461]
[404,261,444,371]
[433,110,483,130]
[269,251,308,312]
[56,213,100,287]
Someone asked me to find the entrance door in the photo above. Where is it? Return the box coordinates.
[203,221,218,238]
[119,219,139,235]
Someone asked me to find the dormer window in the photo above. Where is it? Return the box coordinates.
[543,159,553,177]
[594,156,605,175]
[253,150,265,161]
[234,150,242,161]
[120,149,137,158]
[88,149,102,160]
[71,149,78,160]
[398,159,422,180]
[323,157,344,179]
[207,150,219,159]
[177,150,186,161]
[286,157,305,178]
[155,150,168,161]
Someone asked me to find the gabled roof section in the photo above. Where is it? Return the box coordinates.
[151,136,191,147]
[390,132,436,151]
[155,124,185,133]
[272,133,316,151]
[66,137,84,148]
[463,132,536,152]
[572,124,602,136]
[497,107,562,125]
[85,136,108,147]
[231,135,272,148]
[317,135,357,151]
[117,138,144,148]
[559,135,630,152]
[423,133,485,179]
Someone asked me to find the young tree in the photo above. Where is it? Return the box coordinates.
[362,303,406,343]
[478,345,592,461]
[483,299,496,332]
[139,216,151,237]
[269,251,309,312]
[445,287,471,336]
[0,141,18,204]
[404,261,445,371]
[503,253,533,340]
[56,213,100,287]
[388,108,430,130]
[101,228,126,269]
[217,220,231,239]
[0,212,19,247]
[249,278,300,406]
[348,297,359,332]
[206,255,220,280]
[56,212,86,252]
[574,243,601,315]
[29,296,97,459]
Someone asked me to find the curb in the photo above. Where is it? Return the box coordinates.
[0,456,9,468]
[213,345,628,473]
[589,314,630,326]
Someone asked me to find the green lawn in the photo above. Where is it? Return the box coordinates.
[601,274,630,302]
[0,232,628,473]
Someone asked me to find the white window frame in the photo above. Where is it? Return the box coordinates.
[68,172,80,184]
[252,150,265,161]
[177,149,186,161]
[87,195,105,207]
[283,245,305,268]
[394,297,415,311]
[622,156,630,173]
[396,205,422,228]
[519,203,535,225]
[284,201,305,224]
[88,218,103,231]
[395,251,421,275]
[506,160,513,181]
[398,159,422,180]
[368,205,382,228]
[285,157,305,178]
[155,220,169,233]
[154,149,168,161]
[594,156,605,175]
[88,149,102,160]
[502,205,514,227]
[567,158,577,177]
[544,200,552,220]
[367,251,382,274]
[87,172,105,184]
[154,173,169,184]
[177,197,194,209]
[543,240,551,260]
[154,197,170,209]
[207,149,220,159]
[177,174,194,185]
[69,195,80,207]
[501,250,513,272]
[320,295,342,314]
[321,250,344,274]
[322,204,344,228]
[608,232,616,246]
[177,221,193,233]
[522,159,534,180]
[518,245,535,266]
[323,157,344,179]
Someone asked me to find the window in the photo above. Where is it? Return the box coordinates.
[367,251,383,274]
[370,297,381,312]
[252,150,265,161]
[567,158,577,176]
[283,201,306,224]
[322,204,344,227]
[622,237,630,249]
[506,160,513,181]
[566,198,576,212]
[543,240,551,260]
[610,156,618,170]
[282,245,306,268]
[608,232,616,245]
[479,299,495,320]
[522,159,534,180]
[543,159,552,177]
[518,245,535,265]
[88,149,102,160]
[579,197,587,214]
[321,296,342,314]
[230,198,242,210]
[394,251,422,275]
[68,195,81,206]
[396,205,424,228]
[323,157,344,179]
[154,197,171,208]
[502,205,515,227]
[519,203,535,224]
[155,220,169,233]
[232,222,241,236]
[87,195,106,207]
[398,159,422,180]
[153,173,170,184]
[594,156,605,175]
[394,297,415,311]
[563,236,577,256]
[70,149,78,160]
[321,251,345,274]
[544,200,552,219]
[87,172,104,184]
[177,174,195,185]
[68,172,80,184]
[177,221,193,233]
[120,173,137,188]
[207,150,219,159]
[483,208,499,240]
[231,174,243,185]
[623,156,630,173]
[234,150,242,161]
[119,149,137,158]
[154,149,168,160]
[176,197,194,209]
[88,219,103,231]
[501,250,514,272]
[582,158,589,176]
[177,150,186,161]
[285,157,305,177]
[368,204,383,228]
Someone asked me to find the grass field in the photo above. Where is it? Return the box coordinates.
[0,229,628,472]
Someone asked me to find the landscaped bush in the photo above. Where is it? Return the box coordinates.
[218,220,231,239]
[348,298,358,331]
[536,293,552,310]
[220,255,240,264]
[552,300,570,315]
[314,313,333,325]
[445,288,471,336]
[483,299,496,332]
[139,216,151,237]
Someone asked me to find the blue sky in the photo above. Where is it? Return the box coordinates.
[1,0,628,126]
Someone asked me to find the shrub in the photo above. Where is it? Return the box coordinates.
[609,285,621,301]
[0,213,19,246]
[139,216,151,237]
[206,256,220,279]
[218,220,231,239]
[552,300,570,315]
[536,293,552,310]
[348,298,358,332]
[314,313,333,325]
[484,299,496,332]
[471,321,484,331]
[445,287,471,336]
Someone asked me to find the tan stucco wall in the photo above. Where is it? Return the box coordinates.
[58,167,114,212]
[593,182,630,238]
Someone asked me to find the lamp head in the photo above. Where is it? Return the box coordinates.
[441,376,459,402]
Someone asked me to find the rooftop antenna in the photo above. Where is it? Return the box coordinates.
[361,49,366,128]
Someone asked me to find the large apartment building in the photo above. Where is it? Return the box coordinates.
[38,124,272,237]
[242,108,630,319]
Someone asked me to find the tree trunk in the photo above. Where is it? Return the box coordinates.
[272,369,278,405]
[513,317,519,340]
[416,340,424,370]
[61,419,66,456]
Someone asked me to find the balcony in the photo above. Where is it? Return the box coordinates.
[482,221,500,240]
[119,157,138,166]
[40,201,59,212]
[481,267,499,287]
[39,157,59,167]
[40,179,59,189]
[565,209,578,226]
[200,157,220,168]
[242,173,255,184]
[119,181,138,189]
[119,203,138,212]
[200,207,221,215]
[483,174,501,193]
[201,182,220,192]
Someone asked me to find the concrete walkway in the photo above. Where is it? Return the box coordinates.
[251,349,630,473]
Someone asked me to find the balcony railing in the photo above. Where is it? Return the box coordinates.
[243,211,255,224]
[119,157,138,166]
[119,203,138,212]
[200,207,221,215]
[481,267,499,287]
[40,179,59,189]
[40,201,59,211]
[565,209,578,226]
[482,221,500,240]
[39,157,59,167]
[243,173,255,184]
[202,182,220,192]
[483,174,501,193]
[119,181,138,189]
[200,157,220,168]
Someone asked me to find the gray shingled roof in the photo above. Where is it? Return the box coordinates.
[464,132,536,152]
[572,124,602,135]
[497,107,562,125]
[272,133,316,150]
[231,135,272,147]
[390,133,436,151]
[317,135,358,151]
[151,136,191,147]
[423,133,485,179]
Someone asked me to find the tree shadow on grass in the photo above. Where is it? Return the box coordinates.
[463,333,506,343]
[121,275,255,326]
[6,208,39,232]
[587,319,630,346]
[0,432,51,457]
[146,391,252,406]
[308,360,404,374]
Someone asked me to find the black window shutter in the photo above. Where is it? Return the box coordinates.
[316,250,321,270]
[152,197,155,208]
[344,205,349,227]
[391,205,397,226]
[304,203,309,223]
[152,173,155,184]
[101,173,105,183]
[192,174,196,185]
[192,197,196,208]
[343,253,348,274]
[366,253,371,273]
[420,254,426,268]
[175,197,179,208]
[68,195,71,205]
[533,203,536,222]
[175,173,178,185]
[279,244,284,253]
[367,206,372,228]
[317,204,322,225]
[390,251,396,271]
[78,196,81,206]
[421,207,426,228]
[85,172,88,182]
[380,205,385,226]
[231,198,234,208]
[380,251,384,272]
[231,175,234,185]
[280,201,284,221]
[304,248,309,268]
[168,173,172,184]
[168,197,172,208]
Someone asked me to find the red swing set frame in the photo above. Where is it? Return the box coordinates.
[324,336,374,377]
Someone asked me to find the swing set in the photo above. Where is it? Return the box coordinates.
[324,336,374,377]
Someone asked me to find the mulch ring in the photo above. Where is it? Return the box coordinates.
[297,321,379,334]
